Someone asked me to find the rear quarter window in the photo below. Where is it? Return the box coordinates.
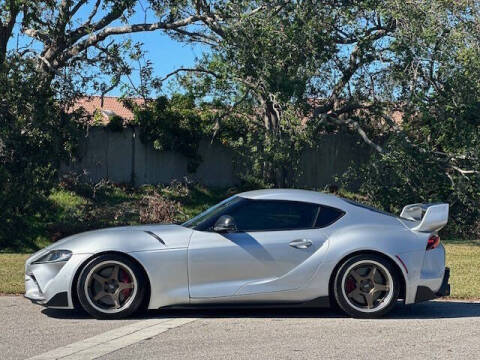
[315,206,345,228]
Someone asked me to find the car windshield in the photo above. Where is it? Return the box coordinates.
[182,196,243,229]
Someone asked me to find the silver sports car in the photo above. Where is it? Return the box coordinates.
[25,189,450,319]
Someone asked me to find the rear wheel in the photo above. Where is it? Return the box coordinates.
[334,254,400,318]
[77,254,146,319]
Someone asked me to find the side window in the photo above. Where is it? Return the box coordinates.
[315,205,345,228]
[227,200,318,231]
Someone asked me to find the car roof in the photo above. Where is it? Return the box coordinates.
[237,189,348,209]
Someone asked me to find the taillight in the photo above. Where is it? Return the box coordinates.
[426,234,440,250]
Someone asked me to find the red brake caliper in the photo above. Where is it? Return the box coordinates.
[345,276,356,294]
[119,269,132,298]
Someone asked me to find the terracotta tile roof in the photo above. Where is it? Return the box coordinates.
[72,96,145,125]
[71,96,404,127]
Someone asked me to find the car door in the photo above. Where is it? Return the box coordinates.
[187,199,343,298]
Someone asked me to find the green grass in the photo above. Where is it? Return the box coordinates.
[0,253,30,294]
[1,240,479,299]
[444,240,480,299]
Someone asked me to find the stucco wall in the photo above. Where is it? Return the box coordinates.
[300,134,371,188]
[62,127,370,188]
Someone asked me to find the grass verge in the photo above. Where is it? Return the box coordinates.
[0,253,30,295]
[1,240,478,299]
[444,240,480,300]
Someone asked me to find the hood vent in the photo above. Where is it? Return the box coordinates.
[144,231,166,245]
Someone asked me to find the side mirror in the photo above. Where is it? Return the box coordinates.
[213,215,237,233]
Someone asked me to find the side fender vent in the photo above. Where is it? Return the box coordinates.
[144,231,166,245]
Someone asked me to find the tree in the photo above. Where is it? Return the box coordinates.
[0,1,228,249]
[343,0,480,237]
[0,55,84,249]
[1,0,479,245]
[167,1,398,185]
[166,0,479,238]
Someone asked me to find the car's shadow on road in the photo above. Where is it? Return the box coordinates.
[42,300,480,321]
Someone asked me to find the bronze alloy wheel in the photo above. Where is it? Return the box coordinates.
[342,261,392,311]
[334,254,400,318]
[77,254,146,319]
[84,261,137,313]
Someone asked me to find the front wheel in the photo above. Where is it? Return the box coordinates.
[333,254,400,318]
[77,254,146,319]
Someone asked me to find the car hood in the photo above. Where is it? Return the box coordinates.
[29,224,193,261]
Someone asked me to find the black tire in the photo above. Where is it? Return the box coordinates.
[77,253,146,319]
[333,254,400,318]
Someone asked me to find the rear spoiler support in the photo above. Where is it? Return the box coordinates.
[400,203,449,232]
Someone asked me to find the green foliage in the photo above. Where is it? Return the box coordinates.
[342,136,448,212]
[106,115,125,132]
[1,0,479,247]
[176,1,398,187]
[0,57,83,250]
[217,104,312,187]
[343,134,480,239]
[134,94,206,173]
[21,180,234,248]
[337,0,480,239]
[343,90,480,239]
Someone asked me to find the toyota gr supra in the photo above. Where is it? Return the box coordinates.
[25,189,451,319]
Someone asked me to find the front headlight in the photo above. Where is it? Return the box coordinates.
[32,250,72,264]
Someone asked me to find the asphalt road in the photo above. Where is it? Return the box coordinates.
[1,296,479,360]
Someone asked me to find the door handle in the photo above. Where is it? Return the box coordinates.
[289,239,313,249]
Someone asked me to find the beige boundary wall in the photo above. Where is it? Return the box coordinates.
[62,127,370,188]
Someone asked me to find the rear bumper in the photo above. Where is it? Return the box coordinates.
[436,267,451,297]
[414,267,450,303]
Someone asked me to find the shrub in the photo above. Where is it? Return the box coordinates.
[139,191,182,224]
[342,136,480,239]
[106,115,124,132]
[134,95,205,173]
[0,70,83,250]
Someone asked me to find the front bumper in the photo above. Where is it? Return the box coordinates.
[24,273,46,304]
[24,253,92,308]
[414,267,450,303]
[24,272,70,307]
[24,290,69,307]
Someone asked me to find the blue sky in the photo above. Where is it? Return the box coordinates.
[8,2,207,97]
[83,2,208,96]
[114,31,206,96]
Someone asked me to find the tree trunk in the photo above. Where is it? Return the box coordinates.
[261,93,286,187]
[0,26,9,65]
[0,2,19,67]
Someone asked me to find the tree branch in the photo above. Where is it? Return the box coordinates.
[64,15,206,62]
[86,0,102,25]
[168,27,219,46]
[67,1,130,46]
[313,28,391,117]
[327,115,384,153]
[70,0,88,18]
[159,67,220,82]
[451,166,479,177]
